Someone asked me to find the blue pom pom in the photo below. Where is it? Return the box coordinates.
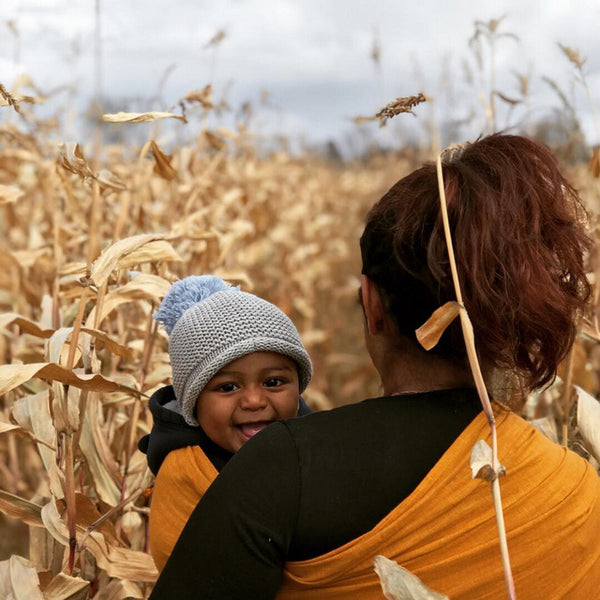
[154,275,239,334]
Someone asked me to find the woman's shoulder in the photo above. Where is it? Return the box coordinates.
[280,388,482,446]
[276,399,382,445]
[284,395,393,426]
[499,410,599,476]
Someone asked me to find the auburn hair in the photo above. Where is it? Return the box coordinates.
[360,134,591,392]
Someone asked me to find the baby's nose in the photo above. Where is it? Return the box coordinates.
[239,387,268,409]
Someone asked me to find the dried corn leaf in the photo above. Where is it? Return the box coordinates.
[11,247,48,269]
[83,274,169,329]
[41,497,69,546]
[183,85,213,108]
[118,240,182,270]
[59,262,88,277]
[415,301,460,351]
[122,451,153,501]
[58,143,95,179]
[374,555,448,600]
[205,30,226,49]
[150,141,177,181]
[353,115,379,124]
[0,555,44,600]
[115,273,171,300]
[94,579,143,600]
[29,526,65,578]
[120,510,145,550]
[97,169,127,192]
[0,313,55,338]
[0,82,25,116]
[0,490,43,527]
[86,530,158,582]
[87,530,158,582]
[42,573,89,600]
[42,497,157,582]
[0,246,21,272]
[494,90,520,105]
[213,270,253,291]
[589,147,600,179]
[514,72,529,96]
[575,385,600,462]
[86,294,156,328]
[0,362,142,395]
[469,440,494,481]
[0,420,21,433]
[0,94,38,108]
[375,92,427,123]
[11,73,36,89]
[82,328,132,359]
[0,314,130,358]
[51,380,80,434]
[579,319,600,342]
[558,43,586,68]
[12,391,64,498]
[470,440,505,481]
[143,363,172,389]
[204,130,225,150]
[74,493,121,545]
[102,111,186,124]
[79,395,122,505]
[215,127,236,138]
[11,397,33,430]
[299,330,329,346]
[293,297,315,320]
[0,184,25,204]
[89,234,168,287]
[48,327,75,364]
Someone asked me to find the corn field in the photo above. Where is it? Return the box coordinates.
[2,32,600,600]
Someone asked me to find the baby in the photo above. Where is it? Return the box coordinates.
[138,275,312,571]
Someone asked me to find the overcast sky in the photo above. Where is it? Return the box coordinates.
[2,0,600,150]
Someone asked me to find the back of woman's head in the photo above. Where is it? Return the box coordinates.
[360,133,591,392]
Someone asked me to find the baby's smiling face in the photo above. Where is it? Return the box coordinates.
[195,351,300,453]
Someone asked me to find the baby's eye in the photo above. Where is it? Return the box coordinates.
[264,377,283,388]
[217,382,239,393]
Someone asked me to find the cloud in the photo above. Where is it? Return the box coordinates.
[3,0,600,145]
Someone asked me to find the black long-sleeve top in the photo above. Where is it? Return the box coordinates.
[150,387,482,599]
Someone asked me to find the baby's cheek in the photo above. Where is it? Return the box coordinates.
[281,394,301,418]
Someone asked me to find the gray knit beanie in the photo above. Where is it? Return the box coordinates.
[154,275,312,426]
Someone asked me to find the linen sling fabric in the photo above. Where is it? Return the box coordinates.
[276,410,600,599]
[149,445,218,572]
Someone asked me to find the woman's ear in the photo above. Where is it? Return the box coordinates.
[360,275,384,335]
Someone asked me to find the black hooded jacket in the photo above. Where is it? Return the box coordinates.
[138,385,313,475]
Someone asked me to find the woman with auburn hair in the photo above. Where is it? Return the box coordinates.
[150,134,600,599]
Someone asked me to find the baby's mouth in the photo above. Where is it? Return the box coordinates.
[237,421,272,440]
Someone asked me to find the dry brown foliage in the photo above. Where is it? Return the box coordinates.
[0,98,410,596]
[558,43,587,70]
[375,92,427,122]
[354,92,427,127]
[1,81,600,597]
